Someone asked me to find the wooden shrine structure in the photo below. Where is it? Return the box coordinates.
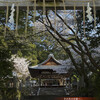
[29,54,70,86]
[0,0,99,10]
[0,0,98,38]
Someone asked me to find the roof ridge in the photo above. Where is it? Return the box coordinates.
[40,54,62,65]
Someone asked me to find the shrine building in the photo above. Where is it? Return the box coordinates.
[28,54,70,86]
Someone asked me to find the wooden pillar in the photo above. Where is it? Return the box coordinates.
[63,78,65,86]
[59,79,61,86]
[59,78,63,86]
[39,77,41,86]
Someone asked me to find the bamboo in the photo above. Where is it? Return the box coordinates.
[4,4,9,37]
[62,0,66,12]
[33,0,36,34]
[83,2,86,36]
[54,0,57,33]
[62,0,67,35]
[93,0,96,28]
[25,4,29,37]
[43,0,46,35]
[74,2,77,36]
[15,4,19,36]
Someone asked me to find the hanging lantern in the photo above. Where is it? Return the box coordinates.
[9,4,15,28]
[86,2,93,22]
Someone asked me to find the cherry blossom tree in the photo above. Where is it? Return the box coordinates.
[12,55,30,79]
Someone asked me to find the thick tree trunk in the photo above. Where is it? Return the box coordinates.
[84,76,89,88]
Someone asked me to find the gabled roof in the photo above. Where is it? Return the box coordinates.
[29,54,68,74]
[40,54,62,66]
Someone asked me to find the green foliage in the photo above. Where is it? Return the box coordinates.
[0,34,14,88]
[0,88,18,100]
[0,39,14,100]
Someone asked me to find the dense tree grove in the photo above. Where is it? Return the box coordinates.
[0,9,67,99]
[37,10,100,96]
[0,7,100,99]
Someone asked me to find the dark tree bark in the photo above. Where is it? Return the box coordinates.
[38,10,100,88]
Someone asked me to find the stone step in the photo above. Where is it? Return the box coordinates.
[24,96,68,100]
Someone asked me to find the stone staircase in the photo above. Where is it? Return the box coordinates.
[38,87,66,96]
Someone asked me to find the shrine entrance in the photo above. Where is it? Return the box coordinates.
[28,54,71,95]
[29,54,70,87]
[42,79,60,86]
